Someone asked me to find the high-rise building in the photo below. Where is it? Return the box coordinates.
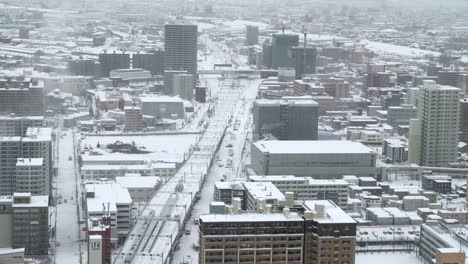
[124,106,143,132]
[0,115,44,136]
[0,128,52,196]
[262,40,272,69]
[12,193,49,255]
[15,158,47,195]
[245,25,259,46]
[437,70,460,87]
[411,81,461,166]
[164,70,188,95]
[173,73,195,101]
[289,46,317,79]
[198,200,356,264]
[272,33,299,69]
[98,53,130,77]
[164,24,198,76]
[460,99,468,143]
[132,50,164,75]
[253,99,319,140]
[68,59,100,77]
[458,73,468,95]
[199,212,305,264]
[303,200,356,264]
[365,72,391,89]
[0,82,44,117]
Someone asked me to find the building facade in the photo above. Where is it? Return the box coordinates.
[164,24,198,76]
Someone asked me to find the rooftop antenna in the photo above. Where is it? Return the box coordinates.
[282,24,285,34]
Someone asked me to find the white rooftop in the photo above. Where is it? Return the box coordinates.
[242,182,285,201]
[199,212,303,223]
[253,140,374,154]
[140,96,184,103]
[303,200,355,224]
[85,183,132,213]
[16,158,43,167]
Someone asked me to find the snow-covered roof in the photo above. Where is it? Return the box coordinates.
[303,200,355,224]
[140,95,184,103]
[85,183,132,213]
[253,140,374,154]
[200,212,303,223]
[12,193,48,208]
[242,182,285,201]
[16,158,43,167]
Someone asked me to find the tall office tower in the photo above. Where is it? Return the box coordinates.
[245,25,259,46]
[12,193,48,255]
[132,50,164,75]
[15,158,47,195]
[173,74,195,101]
[414,81,461,166]
[124,106,143,132]
[253,99,319,140]
[0,128,52,196]
[164,70,188,95]
[164,24,198,76]
[365,72,391,88]
[271,33,299,69]
[68,59,100,77]
[366,63,386,74]
[289,46,317,79]
[262,40,272,68]
[458,73,468,94]
[438,70,460,87]
[98,53,130,77]
[0,115,44,136]
[460,99,468,143]
[198,212,305,264]
[303,200,356,264]
[0,82,44,117]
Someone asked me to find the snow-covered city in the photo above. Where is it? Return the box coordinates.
[1,0,468,264]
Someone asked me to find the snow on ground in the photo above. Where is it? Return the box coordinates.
[362,40,441,58]
[80,134,199,163]
[53,126,82,264]
[221,20,269,31]
[356,252,423,264]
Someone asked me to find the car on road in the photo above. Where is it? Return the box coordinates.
[68,155,72,160]
[185,229,191,235]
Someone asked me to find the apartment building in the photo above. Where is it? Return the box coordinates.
[0,115,44,136]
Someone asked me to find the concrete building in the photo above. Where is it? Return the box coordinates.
[242,181,285,211]
[87,216,112,264]
[460,98,468,143]
[98,53,130,77]
[12,193,49,255]
[289,46,317,79]
[164,24,198,76]
[251,140,377,178]
[80,163,176,180]
[0,127,52,196]
[245,25,259,46]
[109,68,152,80]
[139,96,186,119]
[163,70,188,95]
[271,33,299,69]
[438,70,460,87]
[68,59,99,77]
[124,106,143,132]
[302,200,356,264]
[115,176,160,202]
[411,81,461,166]
[387,105,418,127]
[383,138,408,163]
[0,82,44,116]
[253,99,319,140]
[422,175,452,194]
[0,115,44,136]
[198,212,305,264]
[213,182,246,209]
[15,158,47,195]
[0,248,24,264]
[132,50,164,75]
[248,175,349,209]
[420,223,467,264]
[262,40,272,69]
[173,73,195,101]
[85,183,132,240]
